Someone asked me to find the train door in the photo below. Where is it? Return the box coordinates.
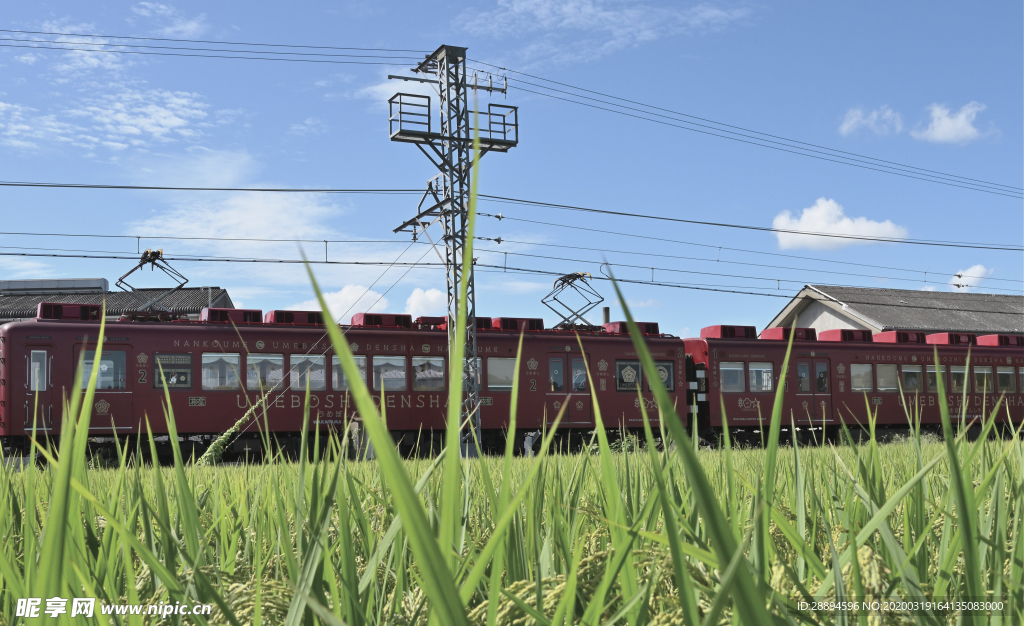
[75,345,134,432]
[812,359,834,424]
[24,345,53,432]
[546,354,593,427]
[792,358,834,425]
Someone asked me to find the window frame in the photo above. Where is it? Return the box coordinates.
[246,353,285,391]
[331,355,367,391]
[748,361,774,393]
[615,360,642,392]
[925,365,947,393]
[796,362,811,393]
[412,356,446,392]
[900,365,923,394]
[875,364,899,393]
[719,361,745,393]
[289,354,327,391]
[949,365,969,394]
[850,363,873,392]
[973,366,994,394]
[996,366,1016,393]
[201,352,242,391]
[372,355,408,392]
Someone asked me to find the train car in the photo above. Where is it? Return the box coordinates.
[0,302,689,456]
[685,325,1024,437]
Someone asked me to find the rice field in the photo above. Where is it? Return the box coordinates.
[1,138,1021,625]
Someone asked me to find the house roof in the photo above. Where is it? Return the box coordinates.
[0,287,233,320]
[766,285,1024,334]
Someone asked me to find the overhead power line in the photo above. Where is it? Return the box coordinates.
[1,179,1017,251]
[0,248,1011,315]
[466,60,1023,199]
[0,28,432,53]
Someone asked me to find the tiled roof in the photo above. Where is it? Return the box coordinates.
[807,285,1023,333]
[0,287,233,319]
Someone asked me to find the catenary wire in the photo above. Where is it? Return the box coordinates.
[499,83,1023,200]
[0,42,417,66]
[0,28,432,53]
[466,59,1022,194]
[0,249,1015,315]
[0,179,1017,250]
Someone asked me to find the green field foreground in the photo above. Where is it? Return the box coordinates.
[1,422,1021,625]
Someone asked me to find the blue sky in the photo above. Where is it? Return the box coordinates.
[1,0,1020,336]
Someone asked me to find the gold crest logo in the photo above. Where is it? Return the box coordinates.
[137,353,149,364]
[95,399,110,414]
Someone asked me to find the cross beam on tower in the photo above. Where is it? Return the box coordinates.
[389,44,518,456]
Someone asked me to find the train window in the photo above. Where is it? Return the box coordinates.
[925,365,946,392]
[973,366,994,394]
[850,364,873,391]
[616,360,642,392]
[331,355,366,391]
[1019,368,1024,394]
[949,366,969,394]
[373,356,407,392]
[289,355,326,391]
[487,357,516,391]
[571,358,588,392]
[796,362,811,392]
[549,358,565,392]
[246,354,284,391]
[719,362,744,393]
[413,357,445,391]
[997,367,1016,393]
[815,363,829,393]
[748,362,773,393]
[876,364,898,392]
[81,350,127,390]
[154,353,192,389]
[202,353,240,390]
[30,350,47,391]
[650,361,674,392]
[901,365,922,393]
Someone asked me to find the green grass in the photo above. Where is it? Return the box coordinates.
[0,130,1021,624]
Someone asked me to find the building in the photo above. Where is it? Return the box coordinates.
[0,278,233,323]
[765,285,1023,335]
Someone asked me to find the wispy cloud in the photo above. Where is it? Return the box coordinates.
[131,2,209,38]
[772,198,908,250]
[949,264,992,292]
[911,102,987,144]
[458,0,750,63]
[838,105,903,136]
[288,117,327,136]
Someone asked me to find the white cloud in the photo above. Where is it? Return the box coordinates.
[949,264,992,292]
[132,2,176,17]
[911,102,986,144]
[838,105,903,136]
[920,285,937,292]
[67,88,209,143]
[627,298,660,308]
[353,77,435,110]
[772,198,908,250]
[405,287,446,318]
[289,285,389,320]
[131,3,209,38]
[288,117,327,135]
[16,54,39,65]
[158,15,209,38]
[459,0,749,62]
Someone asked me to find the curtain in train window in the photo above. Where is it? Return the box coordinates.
[973,366,994,394]
[876,364,898,392]
[719,362,744,393]
[487,357,515,391]
[331,355,366,391]
[996,366,1016,393]
[748,362,773,392]
[901,365,922,393]
[373,356,407,392]
[949,366,968,394]
[81,350,127,390]
[289,355,326,391]
[246,354,284,391]
[202,353,240,390]
[850,364,872,391]
[413,356,446,391]
[926,365,946,392]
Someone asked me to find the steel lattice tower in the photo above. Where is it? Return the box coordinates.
[388,45,518,453]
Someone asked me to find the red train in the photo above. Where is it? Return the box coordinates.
[1,302,1021,456]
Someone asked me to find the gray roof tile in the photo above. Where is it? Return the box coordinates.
[0,287,233,319]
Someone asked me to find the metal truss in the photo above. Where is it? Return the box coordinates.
[389,45,518,455]
[542,272,605,330]
[116,249,189,313]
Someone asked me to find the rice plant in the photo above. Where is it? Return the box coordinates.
[0,133,1021,624]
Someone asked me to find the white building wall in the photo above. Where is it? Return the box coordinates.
[792,300,874,332]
